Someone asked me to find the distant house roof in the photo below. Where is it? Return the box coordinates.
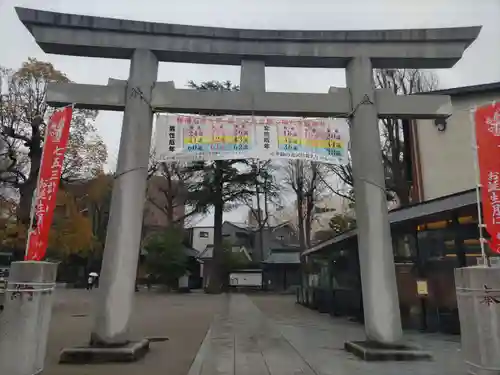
[262,249,301,264]
[230,269,262,273]
[141,244,199,258]
[198,245,214,259]
[224,220,295,233]
[422,81,500,98]
[198,245,252,261]
[183,245,200,258]
[227,221,251,229]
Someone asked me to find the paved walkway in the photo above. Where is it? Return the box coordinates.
[188,294,465,375]
[44,289,223,375]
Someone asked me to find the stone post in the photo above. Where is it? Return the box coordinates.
[345,56,403,344]
[240,60,265,93]
[91,49,158,346]
[0,261,58,375]
[455,266,500,375]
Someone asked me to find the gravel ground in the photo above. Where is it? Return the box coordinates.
[43,289,222,375]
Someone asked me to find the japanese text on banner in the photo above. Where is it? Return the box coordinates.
[154,114,349,165]
[475,102,500,254]
[25,107,73,261]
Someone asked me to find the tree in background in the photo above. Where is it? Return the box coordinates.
[329,213,356,235]
[146,158,202,227]
[283,160,328,249]
[143,228,188,289]
[239,160,282,261]
[0,59,107,232]
[47,191,93,259]
[182,80,260,294]
[84,173,113,267]
[328,68,438,207]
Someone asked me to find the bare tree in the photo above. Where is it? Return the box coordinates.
[329,68,438,206]
[283,160,327,250]
[146,159,202,228]
[238,160,281,261]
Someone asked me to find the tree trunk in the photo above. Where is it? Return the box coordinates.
[18,181,37,227]
[207,161,224,294]
[18,117,43,227]
[255,170,264,261]
[297,194,306,251]
[305,194,315,248]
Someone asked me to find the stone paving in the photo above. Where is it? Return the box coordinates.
[40,290,468,375]
[189,294,466,375]
[43,289,222,375]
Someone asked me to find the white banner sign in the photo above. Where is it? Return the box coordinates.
[154,114,350,165]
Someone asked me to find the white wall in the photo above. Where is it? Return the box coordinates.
[229,272,262,287]
[415,92,500,201]
[191,227,214,252]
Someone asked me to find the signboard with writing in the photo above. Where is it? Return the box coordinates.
[25,106,73,261]
[475,103,500,254]
[416,280,429,296]
[155,115,255,161]
[155,114,349,165]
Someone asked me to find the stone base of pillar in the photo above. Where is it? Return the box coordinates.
[344,341,432,361]
[0,261,58,375]
[59,339,150,364]
[455,266,500,375]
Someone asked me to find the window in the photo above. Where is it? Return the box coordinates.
[199,231,209,238]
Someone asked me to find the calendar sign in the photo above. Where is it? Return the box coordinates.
[154,114,349,165]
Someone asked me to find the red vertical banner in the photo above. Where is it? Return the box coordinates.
[475,102,500,254]
[25,106,73,261]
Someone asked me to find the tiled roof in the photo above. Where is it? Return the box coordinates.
[263,251,301,264]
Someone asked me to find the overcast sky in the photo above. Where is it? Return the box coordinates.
[1,0,499,225]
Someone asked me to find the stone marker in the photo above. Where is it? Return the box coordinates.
[455,266,500,375]
[0,261,58,375]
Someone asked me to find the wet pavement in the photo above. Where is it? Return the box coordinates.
[189,294,465,375]
[44,289,222,375]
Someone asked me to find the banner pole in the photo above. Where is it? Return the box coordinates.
[24,104,74,260]
[24,114,51,259]
[470,107,489,267]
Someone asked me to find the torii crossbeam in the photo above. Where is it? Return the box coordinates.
[14,6,480,359]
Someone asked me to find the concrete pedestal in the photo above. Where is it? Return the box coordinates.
[0,261,58,375]
[455,266,500,375]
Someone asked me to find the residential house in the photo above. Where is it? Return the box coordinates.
[188,226,214,253]
[189,220,301,290]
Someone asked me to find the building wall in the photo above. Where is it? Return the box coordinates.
[415,92,500,201]
[191,227,214,252]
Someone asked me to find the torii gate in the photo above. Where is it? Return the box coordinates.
[16,6,480,359]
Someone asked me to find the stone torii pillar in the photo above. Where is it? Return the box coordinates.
[15,6,480,362]
[90,49,158,347]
